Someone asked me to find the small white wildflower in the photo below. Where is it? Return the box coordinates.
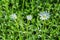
[10,14,17,20]
[27,15,32,20]
[39,11,50,20]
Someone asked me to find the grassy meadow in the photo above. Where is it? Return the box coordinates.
[0,0,60,40]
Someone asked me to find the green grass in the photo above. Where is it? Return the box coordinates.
[0,0,60,40]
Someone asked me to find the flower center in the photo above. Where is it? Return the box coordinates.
[43,16,46,18]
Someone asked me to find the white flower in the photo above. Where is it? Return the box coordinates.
[10,14,17,20]
[27,15,32,20]
[39,11,50,20]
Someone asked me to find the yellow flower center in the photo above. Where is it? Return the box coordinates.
[43,16,46,18]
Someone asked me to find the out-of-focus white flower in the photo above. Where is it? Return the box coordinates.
[39,11,50,20]
[10,14,17,20]
[27,15,32,20]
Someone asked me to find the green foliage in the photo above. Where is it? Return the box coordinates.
[0,0,60,40]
